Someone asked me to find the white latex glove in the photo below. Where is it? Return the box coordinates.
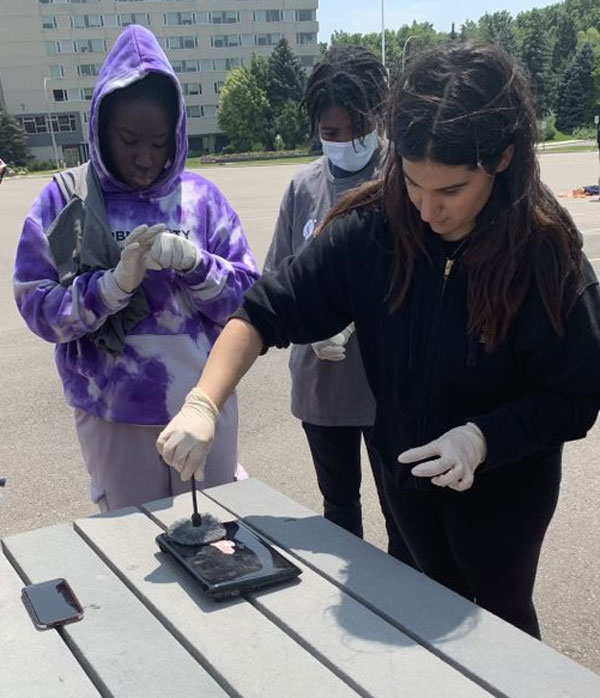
[311,323,355,362]
[156,387,219,481]
[113,223,166,293]
[146,232,197,273]
[397,423,487,492]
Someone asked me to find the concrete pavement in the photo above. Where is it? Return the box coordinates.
[0,150,599,673]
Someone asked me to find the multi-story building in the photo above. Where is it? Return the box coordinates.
[0,0,319,166]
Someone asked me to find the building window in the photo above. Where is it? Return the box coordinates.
[164,12,195,26]
[22,116,48,134]
[211,35,241,48]
[47,40,76,54]
[211,11,239,24]
[21,113,78,133]
[53,114,78,132]
[166,35,197,49]
[296,9,316,22]
[201,59,240,72]
[203,105,218,118]
[76,39,106,53]
[181,82,202,96]
[255,33,282,47]
[53,89,68,102]
[70,14,103,28]
[172,60,199,74]
[103,15,118,27]
[119,13,151,27]
[186,105,202,118]
[49,64,64,79]
[214,81,224,94]
[297,32,317,45]
[42,16,58,29]
[60,40,76,53]
[80,87,94,100]
[77,63,100,77]
[254,10,282,23]
[283,10,295,22]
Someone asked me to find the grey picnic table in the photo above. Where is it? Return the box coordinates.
[1,477,599,698]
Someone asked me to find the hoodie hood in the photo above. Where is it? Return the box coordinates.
[89,24,188,196]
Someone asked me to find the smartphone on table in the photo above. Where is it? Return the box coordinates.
[22,578,84,629]
[156,520,302,600]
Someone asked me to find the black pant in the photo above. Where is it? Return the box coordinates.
[380,465,561,638]
[302,422,415,564]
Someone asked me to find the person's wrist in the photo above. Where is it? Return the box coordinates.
[464,422,487,462]
[185,387,220,420]
[112,270,136,295]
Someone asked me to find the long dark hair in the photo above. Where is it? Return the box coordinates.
[302,45,388,140]
[321,42,583,350]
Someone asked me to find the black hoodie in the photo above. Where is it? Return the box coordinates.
[239,208,600,491]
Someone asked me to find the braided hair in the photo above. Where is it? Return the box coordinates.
[302,45,388,140]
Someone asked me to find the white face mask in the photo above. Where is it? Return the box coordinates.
[320,129,378,173]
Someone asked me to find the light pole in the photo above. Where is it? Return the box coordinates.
[43,77,61,171]
[402,35,417,73]
[381,0,386,67]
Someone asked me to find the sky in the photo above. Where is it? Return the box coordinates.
[317,0,556,43]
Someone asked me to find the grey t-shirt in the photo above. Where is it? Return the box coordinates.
[263,152,380,426]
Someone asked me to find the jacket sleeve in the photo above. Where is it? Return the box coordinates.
[178,189,259,325]
[13,185,132,345]
[237,217,355,348]
[472,272,600,470]
[263,181,295,273]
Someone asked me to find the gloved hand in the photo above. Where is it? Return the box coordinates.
[311,323,355,361]
[397,422,487,492]
[113,223,166,293]
[146,232,197,273]
[156,387,219,481]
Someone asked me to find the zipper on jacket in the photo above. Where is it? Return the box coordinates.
[415,252,460,444]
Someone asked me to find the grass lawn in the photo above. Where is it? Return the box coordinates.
[537,144,597,154]
[21,155,319,178]
[186,155,318,168]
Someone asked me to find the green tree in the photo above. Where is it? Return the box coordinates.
[266,38,306,114]
[459,20,480,42]
[217,66,271,152]
[478,11,518,55]
[556,42,597,132]
[0,109,29,165]
[519,10,553,115]
[551,11,577,72]
[275,100,309,150]
[249,54,270,94]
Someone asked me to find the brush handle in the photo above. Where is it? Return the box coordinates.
[190,477,202,527]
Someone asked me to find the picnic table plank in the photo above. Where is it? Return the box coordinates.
[0,546,100,698]
[201,478,600,698]
[75,507,361,698]
[2,522,229,698]
[142,493,492,698]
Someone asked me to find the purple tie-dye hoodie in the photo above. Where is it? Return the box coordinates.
[14,25,259,425]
